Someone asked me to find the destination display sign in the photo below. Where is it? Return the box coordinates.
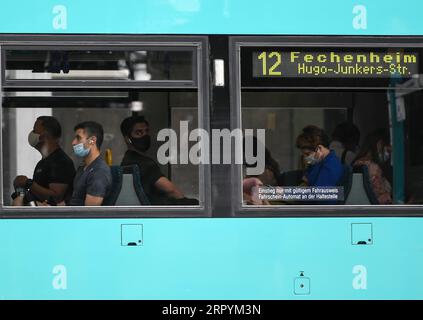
[252,51,419,78]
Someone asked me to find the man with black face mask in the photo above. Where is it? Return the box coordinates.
[12,116,76,206]
[120,116,196,205]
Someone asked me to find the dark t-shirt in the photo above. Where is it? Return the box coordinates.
[32,148,75,202]
[69,156,112,206]
[121,150,167,205]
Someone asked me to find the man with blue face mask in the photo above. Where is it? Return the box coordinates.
[68,121,112,206]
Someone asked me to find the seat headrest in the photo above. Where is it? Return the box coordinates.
[352,165,366,174]
[122,164,139,174]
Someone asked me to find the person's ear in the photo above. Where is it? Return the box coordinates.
[89,136,97,146]
[38,130,47,141]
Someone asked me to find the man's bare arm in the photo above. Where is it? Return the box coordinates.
[154,177,184,199]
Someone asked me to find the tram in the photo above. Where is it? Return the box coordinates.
[1,0,423,299]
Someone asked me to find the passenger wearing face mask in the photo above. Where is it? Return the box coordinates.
[12,116,75,205]
[296,126,344,196]
[68,121,112,206]
[353,128,392,204]
[120,116,195,205]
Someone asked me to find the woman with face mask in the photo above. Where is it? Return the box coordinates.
[353,128,392,204]
[296,126,345,198]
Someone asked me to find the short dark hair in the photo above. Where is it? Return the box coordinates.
[296,125,330,150]
[74,121,104,149]
[120,116,149,137]
[37,116,62,139]
[332,121,360,148]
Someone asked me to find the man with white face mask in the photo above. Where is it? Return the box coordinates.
[12,116,75,205]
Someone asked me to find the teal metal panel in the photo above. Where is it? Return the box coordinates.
[0,0,422,35]
[0,0,422,301]
[0,218,422,299]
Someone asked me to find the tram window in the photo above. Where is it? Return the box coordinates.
[4,49,194,81]
[1,90,201,208]
[239,45,423,207]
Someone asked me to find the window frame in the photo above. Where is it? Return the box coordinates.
[0,35,211,219]
[230,36,423,217]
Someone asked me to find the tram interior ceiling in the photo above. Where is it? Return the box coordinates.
[4,49,194,81]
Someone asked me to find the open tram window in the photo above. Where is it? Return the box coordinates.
[238,43,423,208]
[1,89,202,209]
